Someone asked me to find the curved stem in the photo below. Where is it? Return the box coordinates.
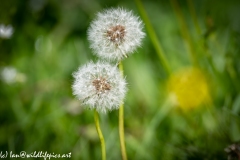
[118,62,128,160]
[134,98,173,159]
[94,110,106,160]
[187,0,201,35]
[135,0,171,75]
[170,0,198,65]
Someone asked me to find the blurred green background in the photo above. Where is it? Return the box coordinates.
[1,0,240,159]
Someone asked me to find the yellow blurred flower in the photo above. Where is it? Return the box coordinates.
[167,68,211,110]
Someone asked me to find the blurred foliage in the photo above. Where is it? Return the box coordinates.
[0,0,240,159]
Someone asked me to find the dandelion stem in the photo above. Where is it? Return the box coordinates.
[118,62,128,160]
[94,109,106,160]
[135,0,171,75]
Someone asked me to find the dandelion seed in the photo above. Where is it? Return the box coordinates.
[72,61,127,113]
[87,7,145,61]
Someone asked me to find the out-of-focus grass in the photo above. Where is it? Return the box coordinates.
[1,0,240,159]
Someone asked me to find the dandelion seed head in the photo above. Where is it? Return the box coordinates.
[106,25,126,44]
[87,7,145,61]
[72,61,127,113]
[92,77,111,93]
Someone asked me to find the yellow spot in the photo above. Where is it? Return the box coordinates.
[167,68,211,110]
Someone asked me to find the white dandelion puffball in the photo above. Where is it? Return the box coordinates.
[72,61,127,113]
[88,8,145,61]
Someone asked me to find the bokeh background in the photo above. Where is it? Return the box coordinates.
[1,0,240,159]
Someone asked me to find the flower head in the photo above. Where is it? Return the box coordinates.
[87,7,145,61]
[72,61,127,113]
[167,68,211,110]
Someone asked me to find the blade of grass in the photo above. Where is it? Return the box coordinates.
[135,0,171,75]
[134,98,174,159]
[170,0,198,65]
[187,0,201,35]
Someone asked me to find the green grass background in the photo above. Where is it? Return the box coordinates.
[1,0,240,159]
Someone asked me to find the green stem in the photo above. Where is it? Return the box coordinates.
[187,0,201,35]
[185,0,222,85]
[170,0,197,65]
[118,62,128,160]
[135,0,171,75]
[146,98,173,142]
[186,0,227,90]
[94,110,106,160]
[134,98,173,159]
